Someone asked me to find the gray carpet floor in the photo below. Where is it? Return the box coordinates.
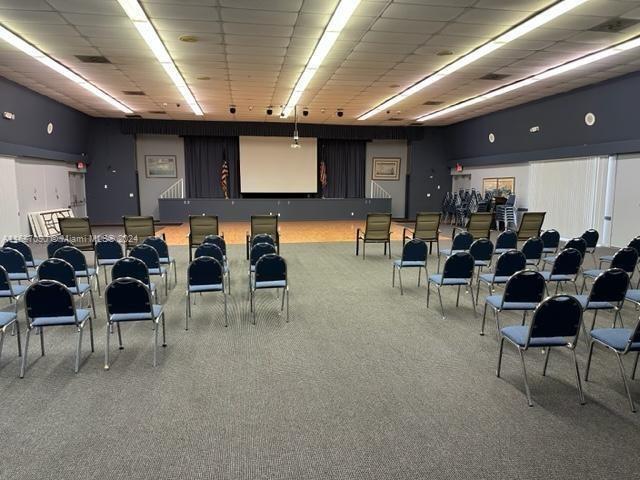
[1,238,640,480]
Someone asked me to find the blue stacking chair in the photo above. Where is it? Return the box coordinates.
[585,314,640,412]
[582,247,637,294]
[37,258,96,317]
[195,243,230,293]
[112,257,157,302]
[47,238,73,258]
[250,253,289,324]
[0,264,27,303]
[576,268,629,336]
[476,250,526,303]
[186,256,228,330]
[143,236,177,287]
[0,247,35,282]
[497,295,585,407]
[469,238,494,298]
[542,237,586,269]
[540,248,583,294]
[540,229,560,255]
[54,246,99,295]
[581,229,599,267]
[481,269,546,336]
[202,234,227,259]
[3,240,43,268]
[104,277,166,369]
[251,233,275,250]
[427,251,476,319]
[130,244,168,298]
[599,236,640,275]
[437,231,474,272]
[20,279,94,377]
[494,230,517,255]
[392,239,428,295]
[521,237,544,268]
[0,265,21,364]
[249,242,277,292]
[95,238,124,293]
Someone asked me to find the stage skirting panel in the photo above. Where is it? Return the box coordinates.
[158,198,392,223]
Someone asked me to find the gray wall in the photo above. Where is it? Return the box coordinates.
[136,135,185,218]
[365,140,407,218]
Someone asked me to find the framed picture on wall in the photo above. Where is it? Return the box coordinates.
[372,157,401,181]
[482,177,515,196]
[145,155,177,178]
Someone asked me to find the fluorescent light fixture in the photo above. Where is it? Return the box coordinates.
[117,0,203,116]
[416,35,640,122]
[281,0,361,118]
[0,25,133,114]
[358,0,590,120]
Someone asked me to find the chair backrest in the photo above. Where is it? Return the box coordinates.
[516,212,546,240]
[251,215,278,239]
[465,212,491,239]
[202,234,226,255]
[105,277,153,316]
[37,258,77,288]
[413,212,440,239]
[469,238,494,262]
[250,243,277,266]
[129,244,161,269]
[589,268,629,304]
[189,215,219,246]
[123,216,155,245]
[96,239,124,261]
[494,250,526,277]
[503,270,546,304]
[451,231,474,251]
[143,236,169,259]
[364,213,392,240]
[47,238,73,258]
[255,253,287,284]
[551,248,582,276]
[0,265,12,293]
[521,237,544,261]
[112,257,150,285]
[53,245,88,271]
[563,237,587,259]
[401,239,427,263]
[540,229,560,250]
[59,217,93,249]
[627,236,640,255]
[581,229,599,249]
[527,295,583,345]
[630,317,640,348]
[495,230,517,250]
[25,280,76,322]
[504,194,516,207]
[251,233,275,248]
[0,247,28,275]
[442,252,474,280]
[195,243,225,264]
[610,247,639,274]
[2,240,35,263]
[188,256,224,287]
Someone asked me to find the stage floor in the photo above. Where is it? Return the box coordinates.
[158,220,452,245]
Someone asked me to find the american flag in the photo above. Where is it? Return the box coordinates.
[220,152,229,199]
[319,161,327,198]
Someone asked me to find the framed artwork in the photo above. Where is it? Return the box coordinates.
[482,177,515,196]
[145,155,177,178]
[372,157,401,181]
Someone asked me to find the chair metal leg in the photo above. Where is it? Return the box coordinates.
[89,288,97,317]
[437,287,445,319]
[162,313,166,347]
[15,319,22,357]
[20,328,31,378]
[0,330,4,365]
[103,264,108,288]
[74,326,83,373]
[117,323,123,349]
[104,322,111,370]
[173,259,177,285]
[480,303,488,336]
[521,311,527,326]
[223,291,228,327]
[468,283,476,316]
[185,292,190,330]
[281,287,286,311]
[39,327,45,356]
[615,352,636,412]
[426,281,431,307]
[392,265,395,288]
[398,269,404,295]
[572,349,586,405]
[455,285,461,307]
[417,267,422,287]
[542,348,551,376]
[286,287,290,322]
[496,337,504,377]
[153,322,158,367]
[251,289,256,325]
[88,316,94,352]
[585,341,595,381]
[518,349,534,407]
[388,241,391,259]
[96,271,101,297]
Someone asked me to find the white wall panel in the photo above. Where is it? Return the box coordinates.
[0,157,20,240]
[610,154,640,248]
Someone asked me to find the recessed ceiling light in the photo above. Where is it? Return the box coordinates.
[179,35,199,43]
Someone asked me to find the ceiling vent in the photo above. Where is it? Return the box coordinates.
[75,55,111,64]
[590,17,640,33]
[123,90,145,96]
[409,122,423,126]
[148,110,167,114]
[125,114,142,118]
[480,73,510,81]
[423,100,443,105]
[387,117,404,121]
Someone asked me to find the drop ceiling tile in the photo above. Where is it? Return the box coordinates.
[60,13,133,27]
[382,4,464,21]
[223,23,293,36]
[440,22,505,37]
[0,0,52,10]
[0,10,65,24]
[457,8,532,26]
[144,3,219,21]
[361,31,431,45]
[371,18,447,34]
[219,0,302,10]
[221,8,296,25]
[47,0,124,15]
[152,18,222,32]
[572,0,640,17]
[474,0,553,11]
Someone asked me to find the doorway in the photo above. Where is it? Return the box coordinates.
[68,171,87,217]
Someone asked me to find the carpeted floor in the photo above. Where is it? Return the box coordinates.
[1,239,639,480]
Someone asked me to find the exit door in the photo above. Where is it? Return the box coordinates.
[68,171,87,217]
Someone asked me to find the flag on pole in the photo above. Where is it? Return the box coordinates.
[220,150,229,199]
[319,161,327,198]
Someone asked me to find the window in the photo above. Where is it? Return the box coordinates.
[482,177,515,196]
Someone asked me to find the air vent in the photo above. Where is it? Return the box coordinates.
[480,73,510,81]
[410,122,423,126]
[75,55,111,64]
[423,100,443,106]
[125,114,142,118]
[387,117,404,121]
[590,17,640,33]
[122,90,145,96]
[148,110,167,114]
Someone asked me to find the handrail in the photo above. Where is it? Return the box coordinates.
[159,178,184,199]
[369,180,391,199]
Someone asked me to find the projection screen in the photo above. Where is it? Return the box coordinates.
[239,136,317,193]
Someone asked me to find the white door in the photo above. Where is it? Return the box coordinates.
[68,172,87,217]
[610,154,640,247]
[0,157,20,239]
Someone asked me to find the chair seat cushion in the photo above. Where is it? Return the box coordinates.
[31,308,91,327]
[110,304,163,322]
[542,255,557,263]
[486,295,538,311]
[479,273,510,284]
[539,271,572,282]
[542,248,557,253]
[599,255,614,263]
[591,328,640,351]
[583,269,604,279]
[572,295,615,310]
[494,248,513,254]
[67,283,90,295]
[75,268,96,277]
[428,274,469,286]
[98,258,119,266]
[625,289,640,304]
[525,259,540,265]
[440,249,464,256]
[255,280,286,289]
[501,325,569,347]
[0,311,17,327]
[159,257,174,264]
[8,272,34,281]
[148,267,167,275]
[0,284,27,297]
[26,259,43,267]
[394,260,424,267]
[474,260,490,267]
[189,283,223,293]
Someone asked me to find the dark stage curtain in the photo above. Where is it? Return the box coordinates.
[184,136,239,198]
[318,139,366,198]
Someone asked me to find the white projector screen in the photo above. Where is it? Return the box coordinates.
[239,136,317,193]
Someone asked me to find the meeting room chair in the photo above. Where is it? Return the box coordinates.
[577,268,629,335]
[53,245,99,295]
[427,251,476,319]
[516,212,546,242]
[356,213,392,259]
[542,237,586,270]
[250,253,289,324]
[104,277,166,369]
[195,243,231,293]
[494,230,518,255]
[0,247,35,282]
[521,237,544,268]
[599,236,640,270]
[123,215,156,253]
[95,238,124,293]
[47,238,73,258]
[581,229,600,267]
[0,265,22,363]
[497,295,585,407]
[453,212,491,241]
[582,247,638,294]
[585,310,640,412]
[477,250,527,305]
[249,242,277,292]
[143,236,177,287]
[129,244,168,298]
[37,258,97,317]
[469,238,494,291]
[58,217,94,252]
[20,279,94,377]
[2,240,43,268]
[392,239,428,295]
[540,229,561,255]
[246,215,280,259]
[202,234,227,259]
[402,212,441,255]
[438,231,474,273]
[111,257,157,302]
[188,214,221,261]
[481,269,546,336]
[540,248,583,295]
[186,256,228,330]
